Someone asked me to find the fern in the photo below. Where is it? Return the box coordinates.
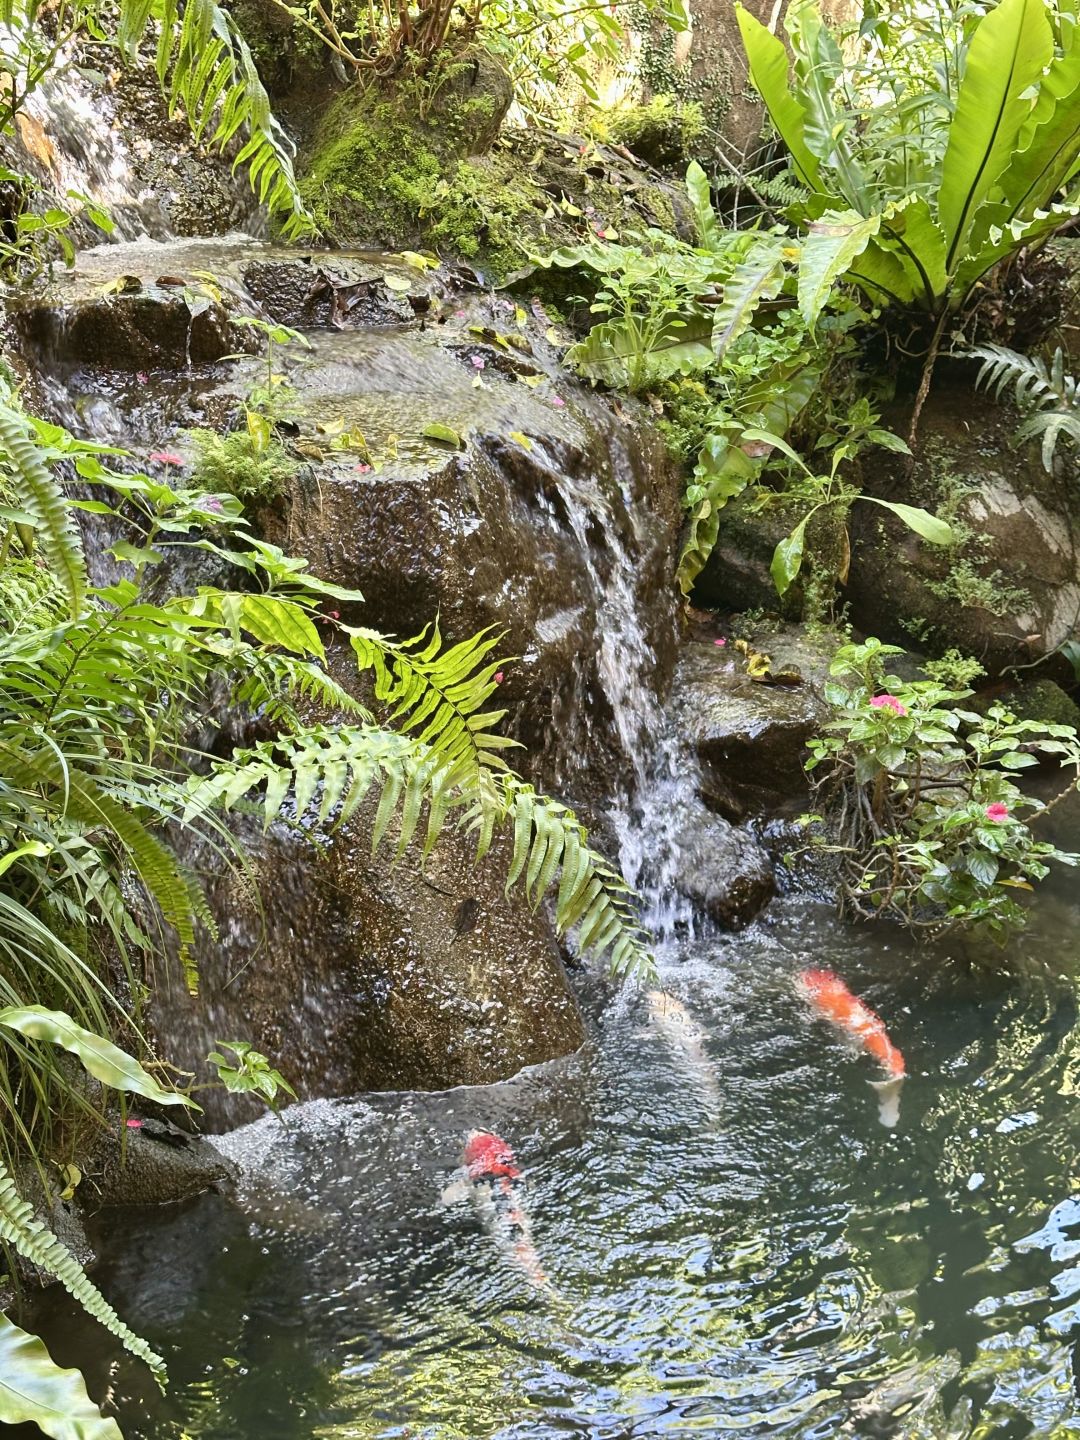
[969,343,1080,471]
[116,0,315,239]
[0,388,85,619]
[185,728,657,979]
[0,1156,166,1382]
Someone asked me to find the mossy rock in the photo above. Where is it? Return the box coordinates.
[1006,678,1080,731]
[299,83,691,282]
[602,97,705,169]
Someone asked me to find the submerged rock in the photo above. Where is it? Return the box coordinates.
[672,800,775,926]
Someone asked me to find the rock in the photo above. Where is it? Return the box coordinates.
[671,632,832,819]
[846,377,1080,674]
[261,314,681,811]
[150,812,587,1130]
[298,94,692,281]
[672,799,775,926]
[85,1123,238,1210]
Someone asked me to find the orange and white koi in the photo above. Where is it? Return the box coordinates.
[644,988,722,1119]
[441,1129,552,1293]
[796,968,907,1128]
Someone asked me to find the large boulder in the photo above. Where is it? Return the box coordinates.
[153,812,586,1130]
[846,377,1080,675]
[672,799,775,925]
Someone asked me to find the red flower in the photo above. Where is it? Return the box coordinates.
[714,637,727,647]
[494,671,504,684]
[985,802,1009,822]
[148,450,184,467]
[125,1117,143,1129]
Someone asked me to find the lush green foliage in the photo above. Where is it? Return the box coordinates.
[805,639,1080,939]
[969,342,1080,471]
[543,164,952,604]
[737,0,1080,316]
[188,427,300,503]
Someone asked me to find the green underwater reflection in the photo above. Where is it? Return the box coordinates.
[24,817,1080,1438]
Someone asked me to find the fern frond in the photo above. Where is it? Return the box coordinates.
[0,1155,166,1382]
[185,727,656,980]
[969,343,1080,470]
[0,388,85,619]
[117,0,316,239]
[230,651,374,727]
[350,622,520,790]
[478,776,655,981]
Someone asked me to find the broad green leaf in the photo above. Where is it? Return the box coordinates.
[771,516,809,595]
[0,1006,194,1108]
[240,595,324,656]
[686,161,723,251]
[0,1315,122,1440]
[566,315,712,390]
[246,409,271,452]
[866,499,957,546]
[878,195,948,307]
[737,3,824,191]
[0,840,51,878]
[938,0,1053,264]
[712,239,786,354]
[422,422,464,448]
[798,210,881,326]
[786,0,870,207]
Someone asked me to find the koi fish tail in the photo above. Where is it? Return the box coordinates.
[868,1075,905,1129]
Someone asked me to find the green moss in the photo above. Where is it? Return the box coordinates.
[1006,678,1080,730]
[599,96,705,168]
[300,83,687,282]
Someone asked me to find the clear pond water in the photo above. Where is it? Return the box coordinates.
[27,841,1080,1439]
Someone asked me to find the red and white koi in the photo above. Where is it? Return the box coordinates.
[441,1129,552,1293]
[644,988,722,1118]
[796,968,907,1128]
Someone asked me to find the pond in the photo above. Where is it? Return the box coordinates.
[26,802,1080,1439]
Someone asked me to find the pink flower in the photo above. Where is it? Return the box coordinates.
[595,227,608,238]
[137,371,149,384]
[125,1117,143,1129]
[326,610,340,621]
[494,671,504,684]
[551,396,565,408]
[148,450,184,467]
[201,496,223,513]
[870,694,907,716]
[714,637,727,647]
[471,356,486,370]
[454,309,467,319]
[985,802,1009,822]
[354,463,372,473]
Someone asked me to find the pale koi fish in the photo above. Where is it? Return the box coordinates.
[796,967,907,1128]
[644,988,722,1119]
[441,1129,552,1293]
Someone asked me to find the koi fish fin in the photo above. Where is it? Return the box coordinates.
[439,1173,470,1207]
[869,1076,904,1129]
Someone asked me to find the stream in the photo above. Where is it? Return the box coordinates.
[26,829,1080,1437]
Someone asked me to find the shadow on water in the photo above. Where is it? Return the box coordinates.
[24,813,1080,1437]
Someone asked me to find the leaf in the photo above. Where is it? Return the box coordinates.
[423,422,464,448]
[0,1314,122,1440]
[686,161,723,251]
[0,1006,194,1108]
[938,0,1054,265]
[108,540,163,568]
[736,3,824,191]
[711,239,786,354]
[246,408,271,452]
[865,498,957,546]
[771,516,809,595]
[383,273,412,292]
[508,431,533,450]
[798,210,881,326]
[967,850,1000,887]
